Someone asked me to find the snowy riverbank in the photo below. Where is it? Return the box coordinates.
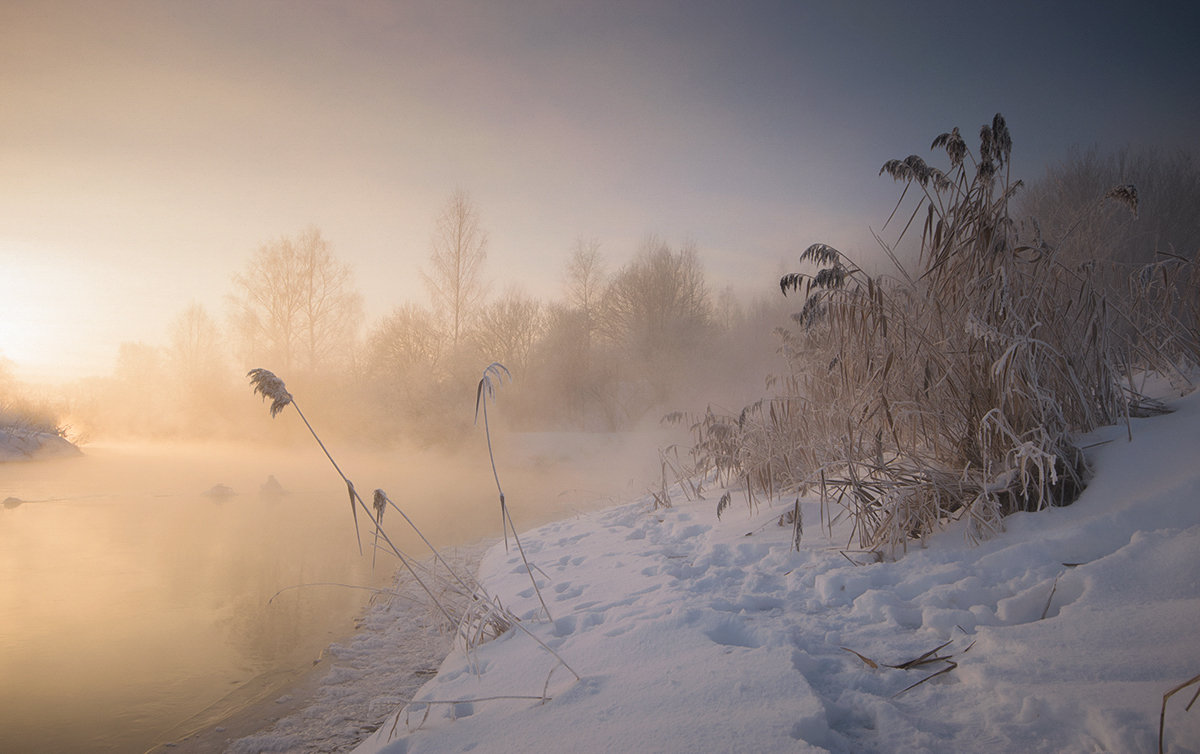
[0,426,79,463]
[162,545,491,754]
[336,388,1200,753]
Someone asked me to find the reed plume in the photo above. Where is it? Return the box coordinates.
[246,368,577,681]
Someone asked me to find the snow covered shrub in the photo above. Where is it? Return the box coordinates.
[719,114,1197,555]
[668,382,811,514]
[0,396,66,438]
[0,362,69,438]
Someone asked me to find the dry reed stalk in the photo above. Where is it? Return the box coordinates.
[247,367,580,743]
[840,638,971,698]
[475,362,553,621]
[250,369,471,643]
[1159,672,1200,753]
[688,114,1198,555]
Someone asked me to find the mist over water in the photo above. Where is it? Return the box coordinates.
[0,428,675,753]
[0,158,785,754]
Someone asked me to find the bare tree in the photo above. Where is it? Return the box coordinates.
[167,303,225,383]
[110,341,168,434]
[595,236,713,411]
[230,227,363,374]
[473,287,545,373]
[599,236,711,359]
[363,303,445,433]
[423,190,490,347]
[565,237,606,329]
[366,303,444,379]
[713,285,743,332]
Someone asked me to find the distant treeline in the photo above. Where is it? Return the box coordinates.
[35,145,1200,452]
[62,192,790,444]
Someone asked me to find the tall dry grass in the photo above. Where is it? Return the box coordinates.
[687,115,1197,555]
[246,368,577,680]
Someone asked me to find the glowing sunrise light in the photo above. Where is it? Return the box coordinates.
[0,251,115,382]
[0,261,53,370]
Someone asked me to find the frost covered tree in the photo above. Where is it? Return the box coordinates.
[230,227,363,374]
[565,237,606,340]
[162,303,238,435]
[473,287,545,374]
[600,236,711,362]
[361,303,445,435]
[366,303,443,380]
[517,239,611,428]
[596,236,713,411]
[423,190,490,347]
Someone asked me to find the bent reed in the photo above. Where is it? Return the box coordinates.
[247,368,577,678]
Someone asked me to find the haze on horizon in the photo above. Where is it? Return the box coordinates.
[1,0,1197,383]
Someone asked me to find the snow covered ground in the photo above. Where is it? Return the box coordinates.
[0,426,79,463]
[333,387,1200,754]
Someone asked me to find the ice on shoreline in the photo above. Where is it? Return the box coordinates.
[215,545,491,754]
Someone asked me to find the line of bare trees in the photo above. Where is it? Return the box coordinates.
[72,190,784,442]
[229,226,364,375]
[360,192,733,440]
[44,143,1200,444]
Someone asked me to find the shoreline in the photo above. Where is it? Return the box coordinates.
[145,657,336,753]
[153,541,493,753]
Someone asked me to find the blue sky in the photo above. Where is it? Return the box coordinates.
[1,1,1197,379]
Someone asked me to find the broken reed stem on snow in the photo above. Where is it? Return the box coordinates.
[475,362,553,621]
[384,662,578,743]
[1159,671,1200,754]
[267,582,407,605]
[840,637,973,698]
[375,489,485,598]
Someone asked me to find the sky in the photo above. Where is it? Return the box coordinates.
[1,0,1197,382]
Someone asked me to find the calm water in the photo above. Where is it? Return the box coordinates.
[0,434,660,753]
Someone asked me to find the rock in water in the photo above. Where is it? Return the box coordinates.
[203,484,236,499]
[260,474,287,499]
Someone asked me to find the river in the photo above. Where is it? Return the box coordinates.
[0,432,664,753]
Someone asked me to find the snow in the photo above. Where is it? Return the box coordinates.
[0,427,80,463]
[333,389,1200,754]
[145,388,1199,753]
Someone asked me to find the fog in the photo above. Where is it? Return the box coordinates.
[1,221,798,750]
[6,5,1194,751]
[0,419,686,752]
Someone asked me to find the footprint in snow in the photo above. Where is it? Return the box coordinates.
[703,618,761,649]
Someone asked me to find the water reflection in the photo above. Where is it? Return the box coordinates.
[0,444,383,752]
[0,432,668,752]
